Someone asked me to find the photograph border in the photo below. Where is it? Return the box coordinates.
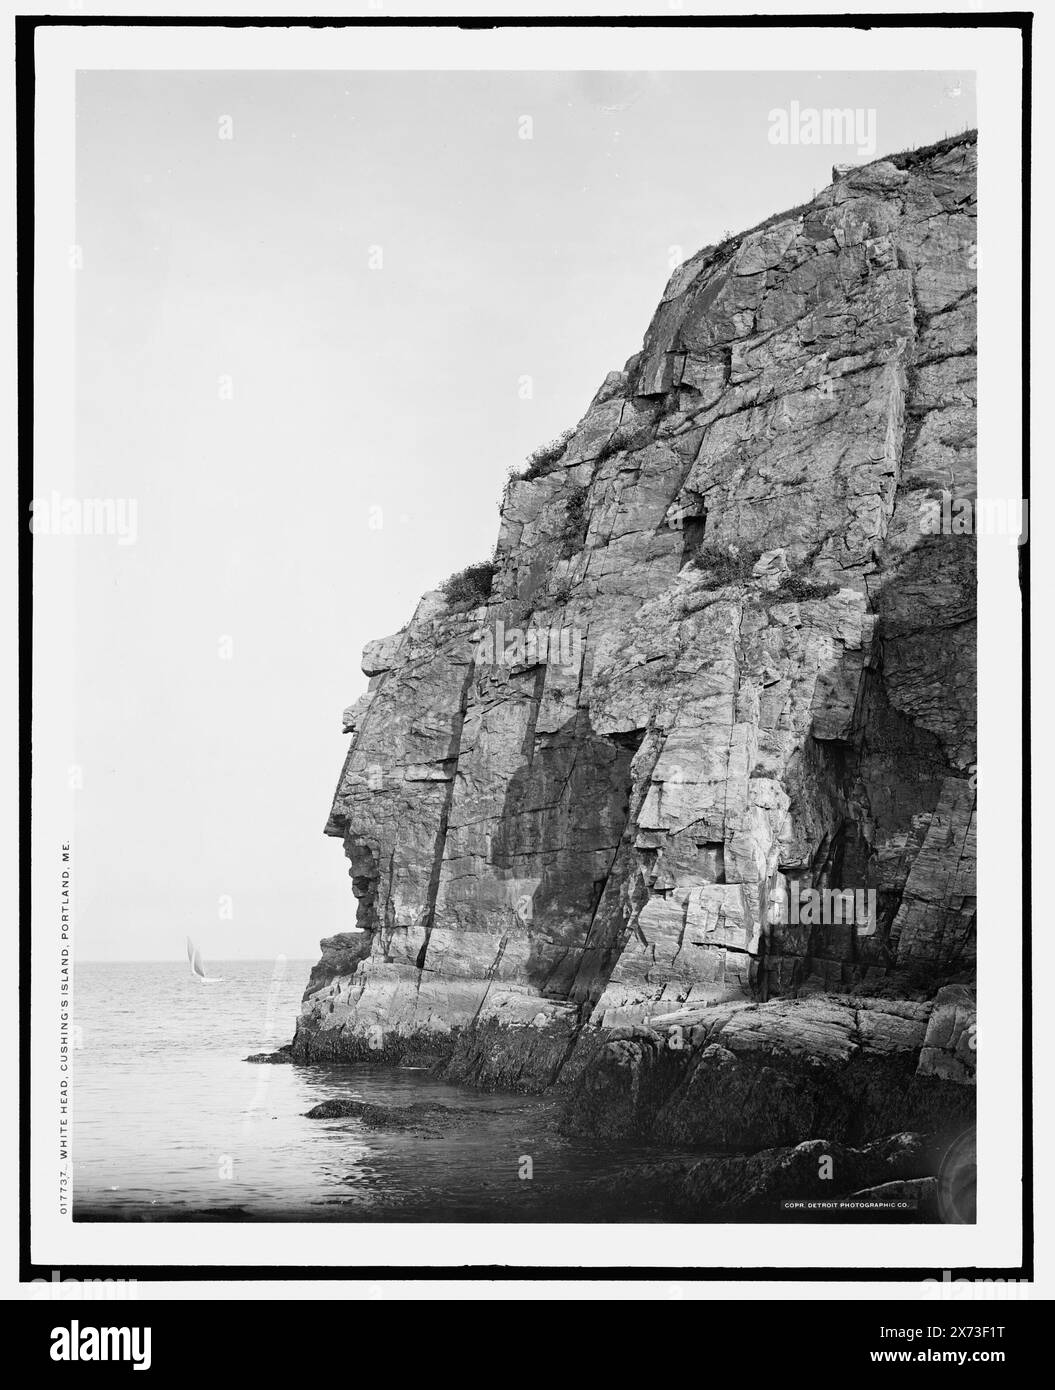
[16,8,1033,1285]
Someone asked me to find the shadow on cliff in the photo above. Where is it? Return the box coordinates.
[762,532,976,999]
[485,531,979,1021]
[488,702,640,1001]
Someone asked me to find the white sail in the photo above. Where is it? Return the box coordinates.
[187,936,222,983]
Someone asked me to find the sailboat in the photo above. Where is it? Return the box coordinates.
[186,936,223,984]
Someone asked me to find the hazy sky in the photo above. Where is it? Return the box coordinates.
[73,69,976,960]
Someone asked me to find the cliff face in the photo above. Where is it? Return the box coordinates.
[294,135,977,1105]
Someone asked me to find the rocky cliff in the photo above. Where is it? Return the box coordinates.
[291,134,977,1151]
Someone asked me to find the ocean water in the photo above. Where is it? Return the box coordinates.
[73,959,697,1222]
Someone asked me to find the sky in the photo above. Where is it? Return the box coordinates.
[72,69,976,960]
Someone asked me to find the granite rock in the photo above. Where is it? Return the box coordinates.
[292,136,977,1135]
[593,1131,943,1219]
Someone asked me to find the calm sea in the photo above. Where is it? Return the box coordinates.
[73,959,696,1222]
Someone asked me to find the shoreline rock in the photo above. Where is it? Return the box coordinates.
[302,1097,514,1135]
[558,992,975,1145]
[590,1132,953,1220]
[283,134,978,1180]
[244,1044,295,1065]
